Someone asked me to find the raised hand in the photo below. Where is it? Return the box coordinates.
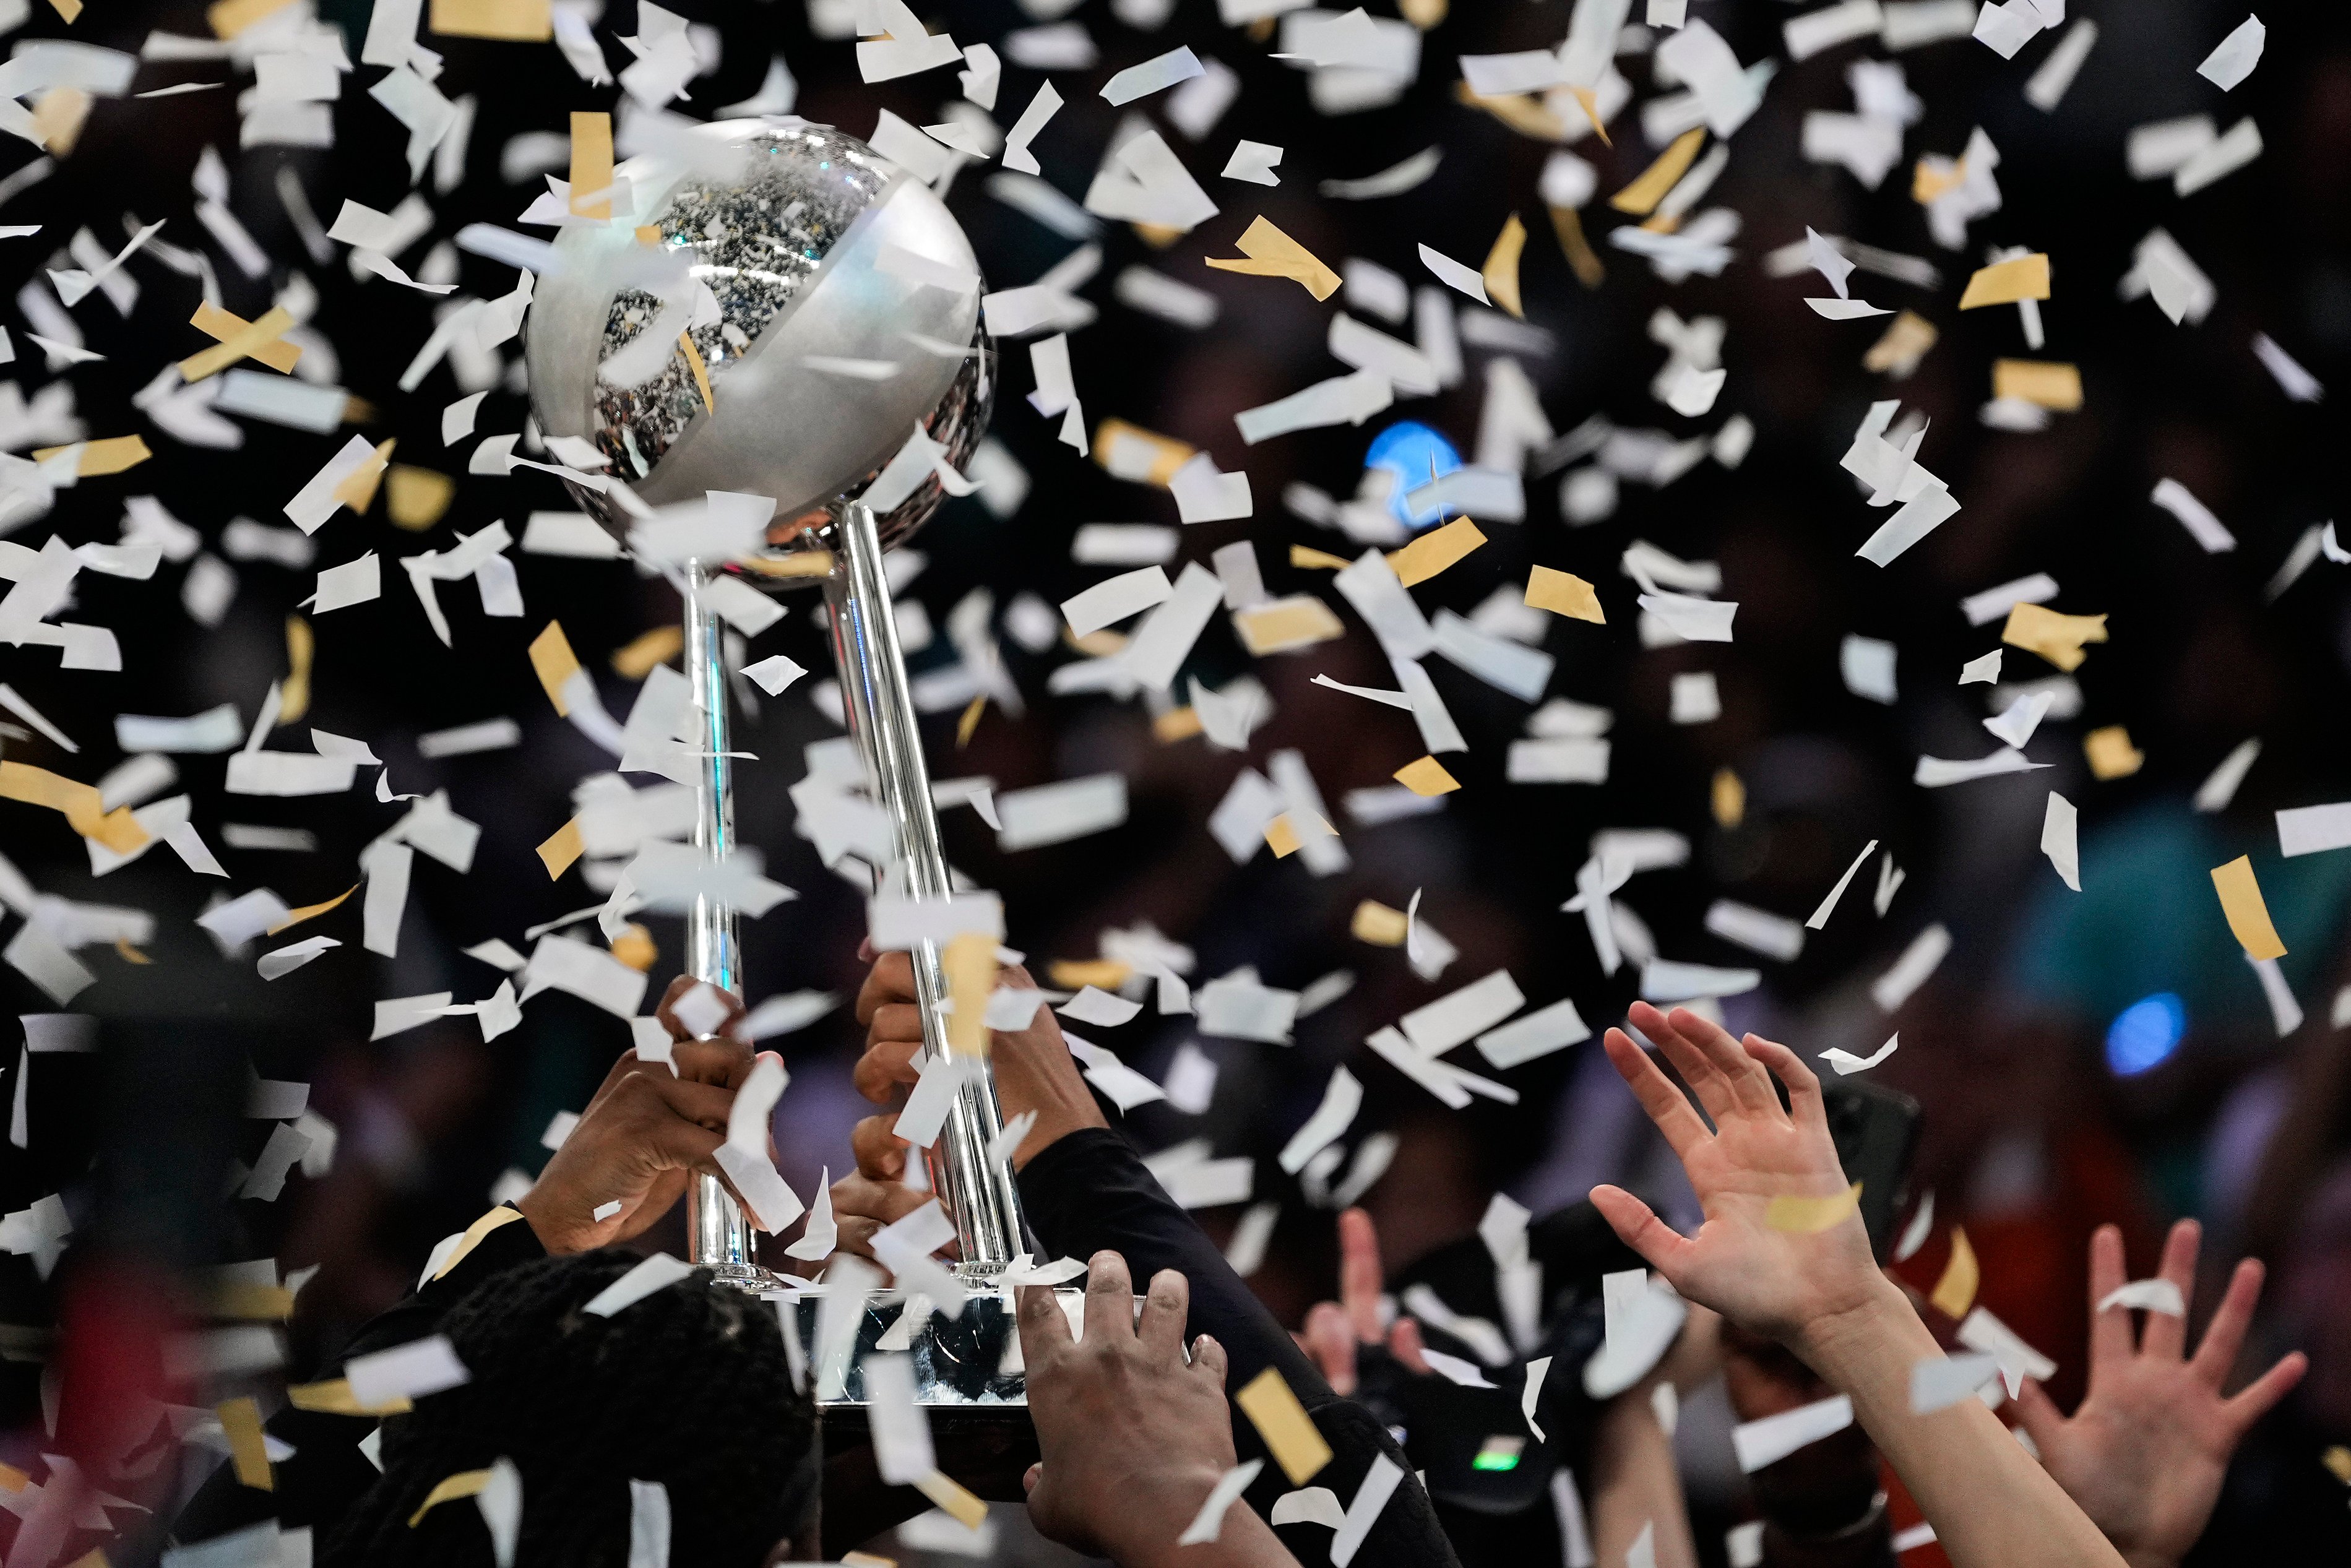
[1296,1207,1430,1397]
[1588,1002,1884,1346]
[2011,1220,2307,1568]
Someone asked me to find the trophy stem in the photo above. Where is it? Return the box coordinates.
[824,501,1029,1278]
[682,559,770,1291]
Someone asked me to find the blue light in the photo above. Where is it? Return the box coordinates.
[1363,421,1462,530]
[2105,993,2186,1077]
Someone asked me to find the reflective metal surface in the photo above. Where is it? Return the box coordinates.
[524,118,993,559]
[785,1288,1087,1407]
[681,561,772,1291]
[824,501,1027,1277]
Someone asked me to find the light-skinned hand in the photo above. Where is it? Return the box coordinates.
[1296,1207,1430,1395]
[2011,1219,2308,1568]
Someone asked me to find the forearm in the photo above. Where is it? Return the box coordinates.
[1114,1502,1301,1568]
[1589,1386,1699,1568]
[1797,1283,2124,1568]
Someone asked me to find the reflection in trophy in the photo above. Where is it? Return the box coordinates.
[525,119,1038,1405]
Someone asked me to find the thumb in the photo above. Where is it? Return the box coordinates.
[1589,1184,1695,1285]
[2010,1378,2065,1451]
[1022,1462,1042,1496]
[1387,1315,1432,1376]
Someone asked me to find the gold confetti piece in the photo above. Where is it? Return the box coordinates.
[537,819,584,880]
[1264,813,1332,857]
[266,884,356,935]
[0,764,149,853]
[1611,128,1705,217]
[64,1551,107,1568]
[1547,205,1605,290]
[2001,602,2107,673]
[30,88,90,156]
[1048,959,1132,991]
[280,615,314,723]
[181,304,298,382]
[1204,215,1341,301]
[207,0,293,38]
[1152,706,1203,743]
[1236,1367,1332,1486]
[217,1397,274,1490]
[287,1379,412,1417]
[1089,419,1195,486]
[1863,311,1938,377]
[386,466,454,531]
[679,333,715,413]
[1352,900,1408,946]
[740,550,835,579]
[611,925,657,971]
[1570,85,1611,145]
[1387,517,1486,587]
[1455,84,1572,143]
[49,0,81,24]
[1066,627,1128,657]
[31,436,151,476]
[1399,0,1446,24]
[1234,596,1345,657]
[1525,565,1603,623]
[429,0,553,40]
[2212,856,2287,960]
[956,694,988,747]
[114,937,150,965]
[913,1469,989,1530]
[1993,360,2082,410]
[1290,545,1352,571]
[2321,1445,2351,1486]
[635,225,662,246]
[433,1205,528,1282]
[0,1463,26,1491]
[191,302,301,374]
[1712,768,1745,829]
[1958,254,2050,310]
[530,622,584,715]
[2084,726,2144,780]
[1766,1181,1863,1234]
[1911,158,1965,204]
[1930,1226,1979,1319]
[568,111,613,222]
[840,1555,897,1567]
[944,931,995,1056]
[610,625,683,679]
[410,1467,493,1527]
[332,437,395,514]
[211,1281,295,1320]
[1482,213,1527,319]
[1393,756,1460,797]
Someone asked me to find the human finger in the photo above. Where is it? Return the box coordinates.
[850,1114,908,1181]
[1085,1251,1136,1343]
[621,1072,740,1134]
[670,1036,754,1088]
[1602,1028,1714,1160]
[2141,1218,2200,1361]
[1745,1036,1827,1137]
[2222,1350,2309,1436]
[829,1171,928,1230]
[1672,1007,1782,1119]
[865,1001,927,1051]
[1189,1333,1229,1391]
[2010,1379,2068,1452]
[855,952,918,1026]
[1017,1283,1074,1374]
[1337,1208,1386,1343]
[830,1216,880,1261]
[1303,1303,1357,1395]
[1629,1003,1738,1124]
[2086,1224,2134,1368]
[1138,1268,1189,1361]
[657,977,748,1047]
[1589,1184,1698,1292]
[1387,1315,1431,1376]
[852,1036,922,1104]
[2189,1256,2266,1389]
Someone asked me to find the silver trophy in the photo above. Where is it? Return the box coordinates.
[525,120,1040,1408]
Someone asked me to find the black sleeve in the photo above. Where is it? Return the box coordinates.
[1016,1129,1461,1568]
[171,1210,549,1543]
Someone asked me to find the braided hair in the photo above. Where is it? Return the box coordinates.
[319,1251,815,1568]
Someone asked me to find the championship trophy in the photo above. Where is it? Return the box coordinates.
[525,120,1048,1438]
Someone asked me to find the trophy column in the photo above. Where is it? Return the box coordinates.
[682,558,769,1289]
[822,500,1028,1276]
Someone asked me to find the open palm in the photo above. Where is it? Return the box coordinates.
[2013,1220,2306,1568]
[1590,1002,1886,1346]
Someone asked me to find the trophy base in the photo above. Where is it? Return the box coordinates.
[783,1286,1087,1410]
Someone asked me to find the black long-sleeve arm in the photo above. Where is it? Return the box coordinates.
[1016,1128,1460,1568]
